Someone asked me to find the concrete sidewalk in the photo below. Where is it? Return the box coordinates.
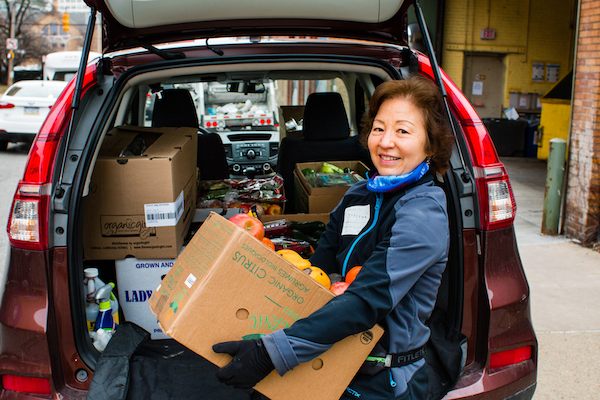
[501,157,600,399]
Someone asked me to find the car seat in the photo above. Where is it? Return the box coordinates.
[276,92,371,212]
[152,88,229,180]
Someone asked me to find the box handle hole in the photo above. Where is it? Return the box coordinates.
[236,308,249,320]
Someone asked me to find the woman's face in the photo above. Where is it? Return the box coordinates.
[368,97,431,176]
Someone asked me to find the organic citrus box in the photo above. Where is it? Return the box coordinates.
[149,212,383,400]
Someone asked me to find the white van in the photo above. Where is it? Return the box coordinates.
[43,51,102,81]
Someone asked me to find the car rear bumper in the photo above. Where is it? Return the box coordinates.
[0,132,35,143]
[445,360,536,400]
[504,383,536,400]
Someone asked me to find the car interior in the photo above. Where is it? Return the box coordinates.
[77,60,463,371]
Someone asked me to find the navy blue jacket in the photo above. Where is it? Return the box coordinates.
[262,174,449,397]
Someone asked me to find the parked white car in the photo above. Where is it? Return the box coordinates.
[0,80,67,150]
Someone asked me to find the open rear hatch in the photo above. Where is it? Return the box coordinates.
[85,0,412,52]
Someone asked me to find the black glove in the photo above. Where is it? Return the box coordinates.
[213,339,275,389]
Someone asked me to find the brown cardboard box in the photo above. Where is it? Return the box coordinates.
[278,105,305,139]
[293,161,369,214]
[149,212,383,400]
[83,126,198,260]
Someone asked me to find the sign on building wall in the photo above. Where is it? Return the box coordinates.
[532,62,545,82]
[546,64,560,83]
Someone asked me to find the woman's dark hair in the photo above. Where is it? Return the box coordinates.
[360,74,454,175]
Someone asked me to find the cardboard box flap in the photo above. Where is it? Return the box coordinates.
[101,126,197,158]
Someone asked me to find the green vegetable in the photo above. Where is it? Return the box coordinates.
[322,162,344,173]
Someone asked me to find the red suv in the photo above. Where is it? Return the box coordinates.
[1,0,536,398]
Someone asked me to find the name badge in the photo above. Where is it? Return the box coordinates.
[341,205,370,236]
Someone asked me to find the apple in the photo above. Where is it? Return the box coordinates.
[238,203,251,213]
[330,281,350,296]
[266,204,282,215]
[229,213,265,240]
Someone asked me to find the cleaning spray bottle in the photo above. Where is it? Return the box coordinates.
[83,268,120,331]
[92,283,118,352]
[84,268,100,331]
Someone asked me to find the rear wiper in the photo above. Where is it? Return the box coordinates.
[138,42,186,60]
[119,39,186,60]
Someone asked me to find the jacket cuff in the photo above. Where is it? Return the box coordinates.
[262,330,300,376]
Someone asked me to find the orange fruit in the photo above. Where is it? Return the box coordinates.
[345,266,362,284]
[261,237,275,251]
[302,266,331,289]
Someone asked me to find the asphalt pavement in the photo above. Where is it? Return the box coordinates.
[502,156,600,399]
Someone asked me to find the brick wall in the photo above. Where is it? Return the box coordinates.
[564,0,600,247]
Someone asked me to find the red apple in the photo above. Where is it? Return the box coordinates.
[330,281,350,296]
[229,213,265,240]
[266,204,282,215]
[239,203,251,213]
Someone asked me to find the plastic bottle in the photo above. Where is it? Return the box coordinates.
[93,283,118,352]
[84,268,100,331]
[83,268,120,331]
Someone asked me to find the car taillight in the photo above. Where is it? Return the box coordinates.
[489,346,532,369]
[474,165,517,230]
[1,375,51,395]
[0,102,15,108]
[7,62,97,251]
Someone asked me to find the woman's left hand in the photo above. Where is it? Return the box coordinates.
[213,339,275,389]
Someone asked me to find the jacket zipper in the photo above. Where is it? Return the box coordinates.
[342,193,383,277]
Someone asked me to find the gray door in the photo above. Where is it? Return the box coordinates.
[463,53,506,119]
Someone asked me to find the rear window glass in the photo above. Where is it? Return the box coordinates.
[142,78,350,128]
[6,84,64,98]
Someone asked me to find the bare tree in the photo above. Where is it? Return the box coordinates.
[0,0,52,83]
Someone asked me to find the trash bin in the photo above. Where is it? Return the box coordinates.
[482,118,528,157]
[524,120,540,158]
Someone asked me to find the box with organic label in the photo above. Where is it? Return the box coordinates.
[149,212,382,400]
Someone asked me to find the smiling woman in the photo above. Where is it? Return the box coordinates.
[360,75,454,178]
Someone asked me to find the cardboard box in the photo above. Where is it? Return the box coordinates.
[293,161,369,214]
[116,256,181,339]
[149,212,383,400]
[83,126,198,260]
[278,105,305,139]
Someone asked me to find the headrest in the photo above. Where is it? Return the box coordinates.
[302,92,350,141]
[152,89,199,128]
